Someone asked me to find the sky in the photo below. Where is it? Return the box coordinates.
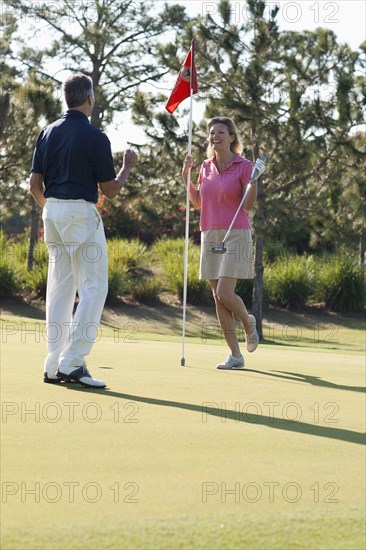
[108,0,366,151]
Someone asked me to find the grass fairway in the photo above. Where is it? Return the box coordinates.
[1,310,365,549]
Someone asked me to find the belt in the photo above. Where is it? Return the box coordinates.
[46,198,93,204]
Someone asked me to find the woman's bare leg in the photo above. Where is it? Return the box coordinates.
[215,277,252,333]
[210,279,241,357]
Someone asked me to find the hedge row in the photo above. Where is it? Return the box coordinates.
[0,232,364,313]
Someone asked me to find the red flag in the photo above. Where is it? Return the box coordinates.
[165,41,198,114]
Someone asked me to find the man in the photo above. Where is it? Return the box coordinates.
[30,73,138,388]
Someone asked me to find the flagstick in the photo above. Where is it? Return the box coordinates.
[181,42,195,367]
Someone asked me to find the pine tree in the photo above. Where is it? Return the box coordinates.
[1,11,61,267]
[6,0,189,128]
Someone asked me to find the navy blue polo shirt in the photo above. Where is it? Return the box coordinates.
[31,110,116,203]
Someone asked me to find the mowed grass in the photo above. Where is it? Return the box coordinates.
[0,311,365,550]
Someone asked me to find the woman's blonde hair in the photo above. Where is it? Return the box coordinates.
[206,117,243,157]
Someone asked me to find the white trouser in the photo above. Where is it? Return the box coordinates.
[42,199,108,375]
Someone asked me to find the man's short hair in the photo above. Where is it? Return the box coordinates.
[62,74,94,108]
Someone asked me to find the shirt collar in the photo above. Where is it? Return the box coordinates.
[64,110,90,122]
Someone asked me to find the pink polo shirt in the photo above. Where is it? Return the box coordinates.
[198,154,253,231]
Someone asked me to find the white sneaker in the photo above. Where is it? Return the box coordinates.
[216,354,245,370]
[246,315,259,353]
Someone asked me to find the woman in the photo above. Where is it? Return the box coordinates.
[182,117,260,369]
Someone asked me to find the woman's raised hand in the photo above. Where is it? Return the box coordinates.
[182,155,193,182]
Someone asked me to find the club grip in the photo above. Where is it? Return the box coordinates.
[250,154,266,183]
[222,154,267,245]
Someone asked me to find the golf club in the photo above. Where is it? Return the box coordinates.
[210,155,266,254]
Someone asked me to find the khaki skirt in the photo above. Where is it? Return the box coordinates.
[200,229,254,280]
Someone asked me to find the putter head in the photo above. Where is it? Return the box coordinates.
[210,245,226,254]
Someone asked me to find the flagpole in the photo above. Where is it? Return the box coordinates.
[181,39,195,367]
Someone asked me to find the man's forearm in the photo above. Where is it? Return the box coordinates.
[116,165,132,188]
[99,147,138,199]
[30,189,46,208]
[29,173,46,208]
[99,165,134,199]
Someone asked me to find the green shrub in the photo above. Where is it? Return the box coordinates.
[32,241,48,266]
[263,241,290,264]
[181,274,211,305]
[315,256,365,313]
[0,231,25,298]
[151,238,185,265]
[26,264,48,298]
[265,256,313,309]
[17,241,49,298]
[2,232,31,267]
[0,260,18,298]
[0,230,7,255]
[107,238,147,275]
[11,242,28,266]
[106,239,147,302]
[107,268,128,303]
[131,277,161,305]
[236,279,253,307]
[152,238,211,304]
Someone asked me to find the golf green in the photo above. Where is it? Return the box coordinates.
[1,316,365,549]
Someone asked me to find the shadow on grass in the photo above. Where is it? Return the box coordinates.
[245,369,366,394]
[0,299,45,320]
[102,302,207,338]
[263,307,366,332]
[2,300,365,348]
[60,384,365,447]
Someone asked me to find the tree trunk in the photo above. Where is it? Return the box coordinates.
[91,102,103,128]
[252,179,265,339]
[90,65,103,128]
[360,232,365,276]
[27,202,39,271]
[251,140,264,339]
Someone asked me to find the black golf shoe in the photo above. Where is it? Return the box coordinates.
[56,366,107,388]
[44,373,62,384]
